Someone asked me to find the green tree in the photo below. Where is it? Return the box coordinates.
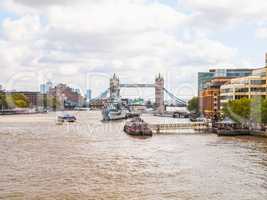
[41,95,61,111]
[0,93,8,110]
[51,97,61,111]
[223,97,267,123]
[15,99,28,108]
[5,93,30,108]
[261,99,267,123]
[223,98,251,122]
[187,97,199,112]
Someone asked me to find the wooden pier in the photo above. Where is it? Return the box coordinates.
[148,122,210,133]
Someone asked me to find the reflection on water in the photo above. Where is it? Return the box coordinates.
[0,111,267,199]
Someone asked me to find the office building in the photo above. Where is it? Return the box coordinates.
[220,67,267,108]
[198,68,252,94]
[85,89,92,102]
[40,81,53,94]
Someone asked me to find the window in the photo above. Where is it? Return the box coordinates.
[221,88,233,93]
[251,80,266,85]
[235,88,248,93]
[251,88,266,92]
[235,95,248,99]
[220,96,233,100]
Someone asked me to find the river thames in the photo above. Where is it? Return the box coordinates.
[0,111,267,199]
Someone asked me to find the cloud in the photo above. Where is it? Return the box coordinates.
[182,0,267,28]
[2,15,41,41]
[0,0,239,96]
[256,27,267,39]
[13,0,76,7]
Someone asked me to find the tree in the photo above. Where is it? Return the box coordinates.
[5,93,29,108]
[223,97,267,123]
[51,97,61,111]
[0,93,8,110]
[15,99,28,108]
[187,97,199,112]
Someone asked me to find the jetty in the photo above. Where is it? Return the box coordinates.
[148,122,210,133]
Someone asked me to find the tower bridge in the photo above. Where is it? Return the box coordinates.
[90,74,187,113]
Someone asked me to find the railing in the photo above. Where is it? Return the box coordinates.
[148,122,209,133]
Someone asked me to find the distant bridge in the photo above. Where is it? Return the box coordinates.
[90,74,187,111]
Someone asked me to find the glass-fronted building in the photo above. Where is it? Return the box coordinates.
[198,68,253,94]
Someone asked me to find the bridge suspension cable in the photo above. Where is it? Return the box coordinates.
[91,88,109,101]
[163,88,187,106]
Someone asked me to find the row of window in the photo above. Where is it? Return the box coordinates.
[220,96,234,100]
[230,79,266,85]
[251,80,266,85]
[222,87,266,93]
[252,71,266,77]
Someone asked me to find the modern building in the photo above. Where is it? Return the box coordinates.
[220,67,267,109]
[40,84,46,94]
[198,68,252,94]
[40,81,53,94]
[199,77,231,117]
[85,89,92,102]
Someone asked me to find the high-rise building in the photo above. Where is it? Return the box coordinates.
[40,84,46,94]
[46,81,53,91]
[40,81,53,94]
[86,89,92,101]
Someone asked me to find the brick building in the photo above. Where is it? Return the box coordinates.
[199,77,231,118]
[48,84,84,108]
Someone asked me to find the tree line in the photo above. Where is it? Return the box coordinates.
[223,97,267,123]
[0,92,61,110]
[0,93,29,109]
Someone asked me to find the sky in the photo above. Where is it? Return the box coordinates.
[0,0,267,99]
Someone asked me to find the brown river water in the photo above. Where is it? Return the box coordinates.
[0,111,267,200]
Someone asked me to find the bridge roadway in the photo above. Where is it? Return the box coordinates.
[148,122,210,133]
[119,84,155,88]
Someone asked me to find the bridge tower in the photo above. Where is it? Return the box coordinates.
[110,73,120,99]
[155,74,165,113]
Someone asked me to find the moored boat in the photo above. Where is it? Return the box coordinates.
[57,113,77,123]
[216,129,251,136]
[123,117,153,136]
[213,118,250,136]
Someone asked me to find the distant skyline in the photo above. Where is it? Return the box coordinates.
[1,0,267,98]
